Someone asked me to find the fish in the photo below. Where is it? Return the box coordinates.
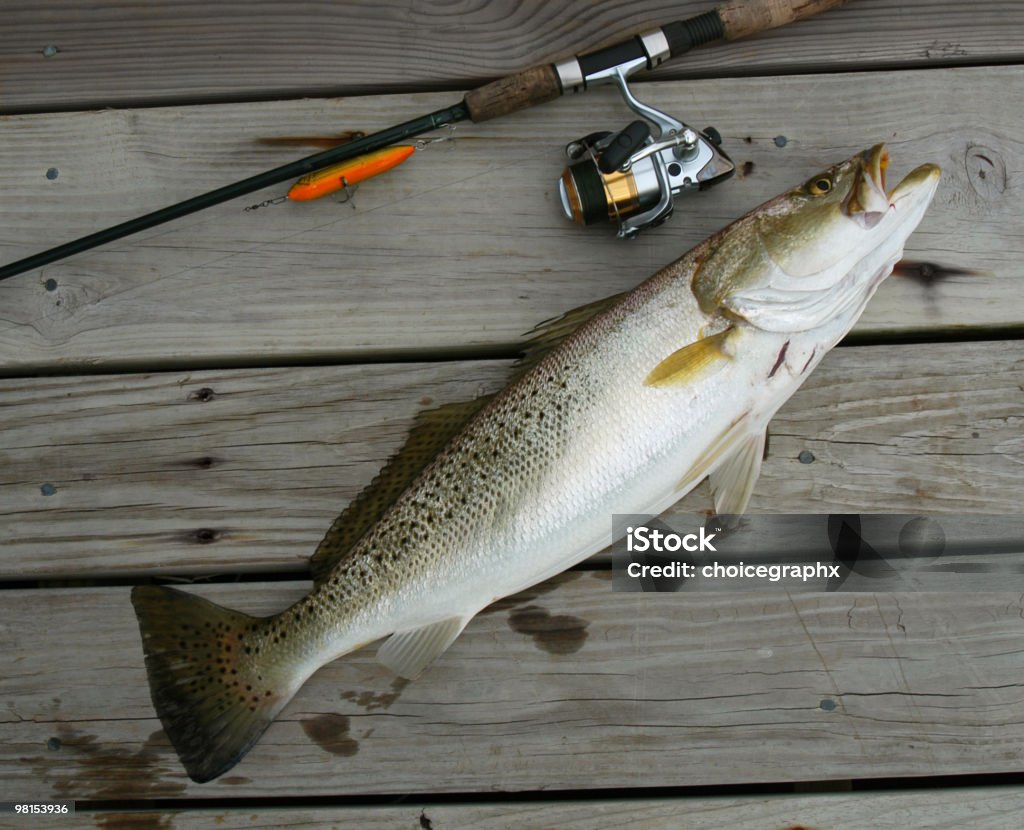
[131,143,940,782]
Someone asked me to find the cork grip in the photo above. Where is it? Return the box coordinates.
[717,0,847,41]
[463,64,563,123]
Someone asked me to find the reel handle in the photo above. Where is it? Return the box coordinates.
[464,65,562,122]
[718,0,849,41]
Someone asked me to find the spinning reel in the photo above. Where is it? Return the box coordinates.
[555,33,735,239]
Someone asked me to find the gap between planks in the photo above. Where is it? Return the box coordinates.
[0,66,1021,372]
[59,786,1024,830]
[0,340,1021,581]
[3,0,1023,112]
[4,576,1024,799]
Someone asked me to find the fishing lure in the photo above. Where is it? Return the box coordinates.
[287,145,415,202]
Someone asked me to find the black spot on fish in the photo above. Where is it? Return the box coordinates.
[508,605,589,655]
[301,714,359,756]
[768,340,789,378]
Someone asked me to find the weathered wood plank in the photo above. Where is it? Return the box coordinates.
[1,65,1020,372]
[68,788,1024,830]
[2,0,1021,112]
[3,576,1024,799]
[1,340,1021,581]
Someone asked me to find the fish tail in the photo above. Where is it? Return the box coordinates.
[131,585,302,782]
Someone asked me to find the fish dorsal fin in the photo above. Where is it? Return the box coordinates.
[709,429,767,516]
[309,396,493,585]
[515,291,627,375]
[645,327,734,388]
[377,616,469,679]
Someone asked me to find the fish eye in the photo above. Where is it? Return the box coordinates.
[806,175,833,196]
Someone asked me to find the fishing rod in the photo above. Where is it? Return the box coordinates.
[0,0,847,283]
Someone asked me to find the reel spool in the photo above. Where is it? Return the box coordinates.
[553,34,735,239]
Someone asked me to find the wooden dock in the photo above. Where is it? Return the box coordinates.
[2,1,1022,827]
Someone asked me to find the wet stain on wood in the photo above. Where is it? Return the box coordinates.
[301,714,359,756]
[508,604,589,654]
[257,130,365,149]
[31,727,184,828]
[341,678,409,712]
[480,570,581,615]
[92,812,177,830]
[892,259,983,288]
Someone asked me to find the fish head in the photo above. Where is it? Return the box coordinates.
[694,144,941,332]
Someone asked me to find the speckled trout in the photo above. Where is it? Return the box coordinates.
[132,144,940,782]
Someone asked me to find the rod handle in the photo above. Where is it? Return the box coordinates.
[716,0,848,41]
[463,64,562,122]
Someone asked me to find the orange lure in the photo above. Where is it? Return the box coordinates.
[287,145,415,202]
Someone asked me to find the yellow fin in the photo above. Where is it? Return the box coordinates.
[309,396,493,584]
[645,328,733,388]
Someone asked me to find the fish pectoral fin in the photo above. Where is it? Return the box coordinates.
[310,396,494,585]
[644,327,733,388]
[675,413,751,495]
[376,616,470,680]
[708,429,767,517]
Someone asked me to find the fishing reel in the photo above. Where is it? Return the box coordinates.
[557,69,734,239]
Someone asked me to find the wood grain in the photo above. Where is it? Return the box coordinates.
[64,788,1024,830]
[2,0,1020,112]
[1,66,1021,372]
[1,340,1020,580]
[4,575,1024,798]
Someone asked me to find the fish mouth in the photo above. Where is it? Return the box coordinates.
[889,160,942,207]
[845,144,940,229]
[843,144,891,228]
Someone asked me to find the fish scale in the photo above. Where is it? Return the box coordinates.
[132,144,940,782]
